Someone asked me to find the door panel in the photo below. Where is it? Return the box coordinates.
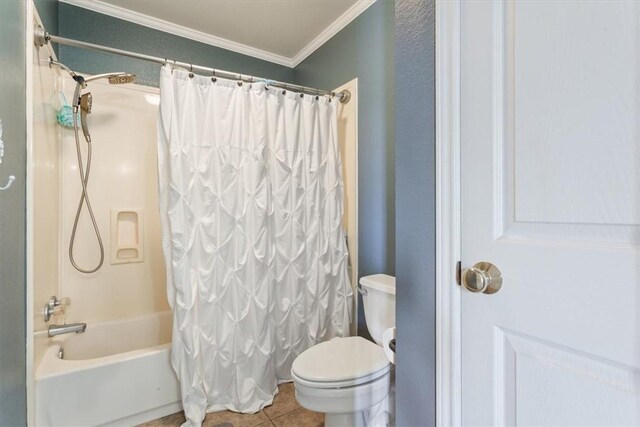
[512,2,640,228]
[461,1,640,425]
[495,329,640,426]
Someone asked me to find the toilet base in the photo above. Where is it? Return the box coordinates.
[325,411,366,427]
[323,399,391,427]
[292,362,392,426]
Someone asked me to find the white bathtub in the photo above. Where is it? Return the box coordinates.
[36,311,181,426]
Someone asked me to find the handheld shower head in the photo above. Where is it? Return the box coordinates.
[84,72,136,84]
[80,92,92,114]
[108,74,136,85]
[72,72,135,143]
[80,93,93,142]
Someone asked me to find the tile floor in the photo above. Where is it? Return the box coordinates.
[138,383,324,427]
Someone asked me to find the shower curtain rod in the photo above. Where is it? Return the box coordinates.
[34,25,351,104]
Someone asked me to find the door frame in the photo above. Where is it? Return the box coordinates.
[435,0,462,426]
[333,78,359,336]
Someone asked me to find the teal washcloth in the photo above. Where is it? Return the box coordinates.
[54,91,78,128]
[57,105,78,128]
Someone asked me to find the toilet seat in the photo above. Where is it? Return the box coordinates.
[291,365,390,389]
[291,336,390,389]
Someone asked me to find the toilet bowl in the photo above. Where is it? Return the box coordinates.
[292,275,396,427]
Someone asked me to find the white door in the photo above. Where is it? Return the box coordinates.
[461,1,640,425]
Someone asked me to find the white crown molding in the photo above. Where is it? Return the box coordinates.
[290,0,376,67]
[57,0,376,69]
[58,0,293,67]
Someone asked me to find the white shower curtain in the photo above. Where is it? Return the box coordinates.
[157,66,353,426]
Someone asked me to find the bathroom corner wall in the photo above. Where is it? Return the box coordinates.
[57,78,169,324]
[34,0,58,48]
[293,0,395,339]
[34,0,57,33]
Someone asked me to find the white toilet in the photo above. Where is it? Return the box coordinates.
[291,274,395,427]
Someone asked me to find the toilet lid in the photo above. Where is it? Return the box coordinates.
[292,336,390,383]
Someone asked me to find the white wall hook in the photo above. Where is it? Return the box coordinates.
[0,119,12,191]
[0,175,15,191]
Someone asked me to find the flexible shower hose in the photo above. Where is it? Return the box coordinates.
[69,99,104,273]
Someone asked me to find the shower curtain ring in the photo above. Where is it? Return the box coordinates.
[189,63,194,78]
[212,69,217,82]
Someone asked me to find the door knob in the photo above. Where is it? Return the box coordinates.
[461,262,502,294]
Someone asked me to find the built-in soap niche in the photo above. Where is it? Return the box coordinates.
[110,209,144,264]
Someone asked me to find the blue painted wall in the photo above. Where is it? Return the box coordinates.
[395,0,436,425]
[293,0,395,339]
[35,0,58,39]
[0,1,28,425]
[57,3,293,87]
[34,0,58,55]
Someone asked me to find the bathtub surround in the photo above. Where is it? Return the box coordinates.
[158,67,352,425]
[55,76,168,325]
[395,0,437,425]
[0,1,28,425]
[293,0,395,339]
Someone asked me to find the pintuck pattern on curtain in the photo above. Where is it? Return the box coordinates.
[157,66,353,427]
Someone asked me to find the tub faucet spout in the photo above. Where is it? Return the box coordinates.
[48,322,87,337]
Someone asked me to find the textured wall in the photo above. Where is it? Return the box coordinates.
[58,3,294,87]
[0,0,28,425]
[293,0,395,338]
[394,0,436,425]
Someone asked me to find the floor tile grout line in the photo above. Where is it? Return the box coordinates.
[264,406,299,422]
[254,419,276,427]
[268,407,304,424]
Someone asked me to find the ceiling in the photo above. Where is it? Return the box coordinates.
[60,0,376,67]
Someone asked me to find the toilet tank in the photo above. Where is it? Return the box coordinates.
[359,274,395,345]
